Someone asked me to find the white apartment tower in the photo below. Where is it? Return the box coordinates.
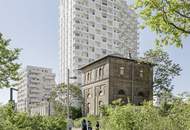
[17,66,56,113]
[59,0,139,84]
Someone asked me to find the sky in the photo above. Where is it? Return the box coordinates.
[0,0,189,104]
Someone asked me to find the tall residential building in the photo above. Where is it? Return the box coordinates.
[17,66,56,113]
[59,0,139,84]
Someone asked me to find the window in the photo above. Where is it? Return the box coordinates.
[99,68,102,77]
[99,101,103,106]
[138,92,144,97]
[75,32,80,36]
[102,13,107,18]
[102,37,107,42]
[102,49,106,54]
[90,34,95,40]
[118,89,125,95]
[87,73,90,81]
[87,93,91,98]
[75,7,80,11]
[140,69,144,78]
[87,103,90,113]
[92,10,95,15]
[99,90,103,96]
[75,45,80,49]
[120,67,125,75]
[102,0,107,6]
[102,25,106,30]
[95,69,98,80]
[75,20,80,24]
[78,58,82,62]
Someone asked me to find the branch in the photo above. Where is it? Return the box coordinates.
[165,0,190,19]
[159,0,190,34]
[162,8,190,34]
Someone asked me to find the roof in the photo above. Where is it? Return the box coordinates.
[78,54,154,70]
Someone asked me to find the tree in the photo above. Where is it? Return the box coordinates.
[100,101,190,130]
[135,0,190,47]
[51,83,83,119]
[0,33,21,88]
[143,47,182,96]
[0,103,67,130]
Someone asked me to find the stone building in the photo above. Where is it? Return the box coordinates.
[79,55,153,115]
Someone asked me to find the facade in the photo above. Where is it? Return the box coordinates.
[59,0,139,84]
[30,101,54,116]
[17,66,56,114]
[79,55,153,115]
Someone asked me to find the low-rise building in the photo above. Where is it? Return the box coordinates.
[79,55,153,115]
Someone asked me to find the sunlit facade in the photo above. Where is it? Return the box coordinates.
[59,0,139,84]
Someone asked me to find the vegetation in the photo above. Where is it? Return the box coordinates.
[51,83,83,119]
[100,98,190,130]
[0,33,21,88]
[0,103,66,130]
[135,0,190,47]
[143,47,182,97]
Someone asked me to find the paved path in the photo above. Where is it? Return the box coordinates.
[72,128,81,130]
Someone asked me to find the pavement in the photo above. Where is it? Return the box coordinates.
[72,128,81,130]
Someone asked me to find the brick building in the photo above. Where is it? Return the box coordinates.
[79,55,153,115]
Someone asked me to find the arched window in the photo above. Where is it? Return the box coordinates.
[87,93,91,98]
[87,72,90,81]
[139,69,144,78]
[99,68,102,77]
[138,92,144,97]
[118,89,125,95]
[95,69,98,80]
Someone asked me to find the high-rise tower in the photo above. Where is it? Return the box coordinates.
[59,0,139,84]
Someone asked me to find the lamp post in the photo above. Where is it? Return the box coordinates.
[67,68,77,130]
[9,88,18,110]
[47,98,51,116]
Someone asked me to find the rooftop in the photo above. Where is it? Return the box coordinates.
[79,54,154,70]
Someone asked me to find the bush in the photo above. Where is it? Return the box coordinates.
[0,103,67,130]
[100,101,190,130]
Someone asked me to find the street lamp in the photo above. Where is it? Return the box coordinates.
[47,98,51,116]
[9,88,18,110]
[67,68,77,130]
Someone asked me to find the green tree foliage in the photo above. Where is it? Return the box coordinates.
[143,47,182,96]
[135,0,190,47]
[101,100,190,130]
[51,83,83,119]
[0,103,67,130]
[0,33,21,88]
